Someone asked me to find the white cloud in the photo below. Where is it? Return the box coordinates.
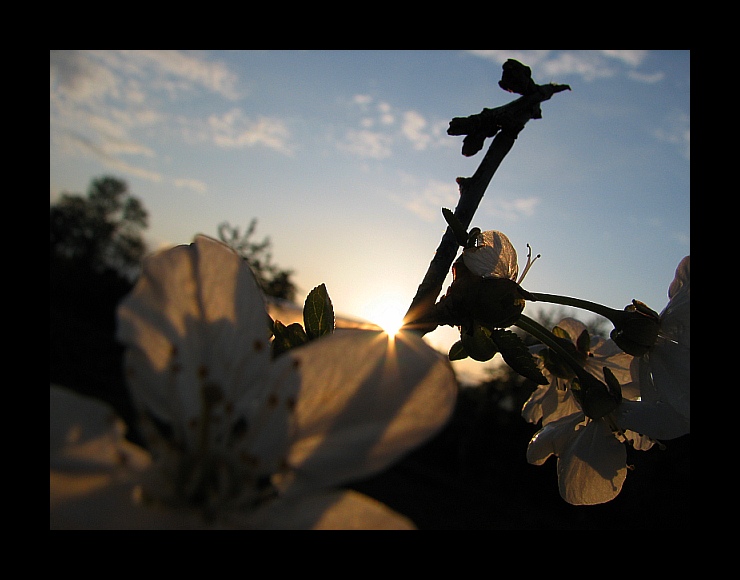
[489,197,540,221]
[395,179,459,222]
[339,129,392,159]
[174,178,208,195]
[207,108,293,154]
[401,110,430,150]
[628,70,665,84]
[116,50,241,100]
[601,50,648,67]
[652,110,690,160]
[467,50,665,84]
[353,94,373,107]
[377,101,395,125]
[50,50,121,102]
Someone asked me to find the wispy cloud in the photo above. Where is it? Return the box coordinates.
[206,108,293,154]
[337,94,452,159]
[338,129,393,159]
[174,178,208,195]
[490,197,541,221]
[50,50,283,192]
[392,178,459,222]
[653,109,690,160]
[467,50,664,84]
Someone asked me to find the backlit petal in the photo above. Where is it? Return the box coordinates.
[279,328,458,494]
[557,419,627,505]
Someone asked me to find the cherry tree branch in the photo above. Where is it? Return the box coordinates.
[402,60,570,336]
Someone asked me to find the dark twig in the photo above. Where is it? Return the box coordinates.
[402,60,570,336]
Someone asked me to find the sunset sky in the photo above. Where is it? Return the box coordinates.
[50,50,690,383]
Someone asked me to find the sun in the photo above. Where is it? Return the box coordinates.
[360,294,408,336]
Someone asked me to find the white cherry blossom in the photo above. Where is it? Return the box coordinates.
[50,235,458,529]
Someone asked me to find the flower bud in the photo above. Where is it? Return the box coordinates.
[610,300,660,356]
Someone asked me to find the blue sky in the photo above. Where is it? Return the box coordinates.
[50,50,690,383]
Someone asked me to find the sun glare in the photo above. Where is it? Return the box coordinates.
[361,295,407,337]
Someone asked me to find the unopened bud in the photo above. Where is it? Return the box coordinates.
[610,300,660,356]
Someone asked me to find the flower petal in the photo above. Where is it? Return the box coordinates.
[526,412,584,466]
[116,235,275,448]
[615,399,689,440]
[279,328,457,494]
[462,230,518,280]
[245,489,416,530]
[50,386,152,529]
[557,420,627,505]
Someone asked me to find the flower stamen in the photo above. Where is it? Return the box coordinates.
[517,243,540,284]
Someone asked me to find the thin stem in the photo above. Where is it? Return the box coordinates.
[514,314,585,372]
[528,292,622,322]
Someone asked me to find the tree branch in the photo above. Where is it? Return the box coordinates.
[401,60,570,336]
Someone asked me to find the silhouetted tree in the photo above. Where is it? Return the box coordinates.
[218,220,297,302]
[50,176,148,281]
[50,176,149,431]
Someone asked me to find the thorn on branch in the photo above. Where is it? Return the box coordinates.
[447,59,571,157]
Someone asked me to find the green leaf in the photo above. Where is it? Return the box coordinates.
[490,328,548,384]
[442,208,470,247]
[448,340,469,361]
[303,283,335,340]
[271,320,308,358]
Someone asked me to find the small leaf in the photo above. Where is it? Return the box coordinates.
[490,328,548,384]
[576,329,591,355]
[271,320,308,358]
[303,283,335,340]
[442,208,470,247]
[448,340,469,361]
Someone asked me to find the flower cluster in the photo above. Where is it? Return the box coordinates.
[50,235,458,529]
[449,229,690,505]
[526,256,689,504]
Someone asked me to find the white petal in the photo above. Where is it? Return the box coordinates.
[462,230,518,280]
[50,386,152,529]
[615,399,689,440]
[280,328,457,494]
[116,235,273,447]
[641,340,690,422]
[526,412,584,466]
[552,317,587,342]
[557,420,627,505]
[661,255,690,347]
